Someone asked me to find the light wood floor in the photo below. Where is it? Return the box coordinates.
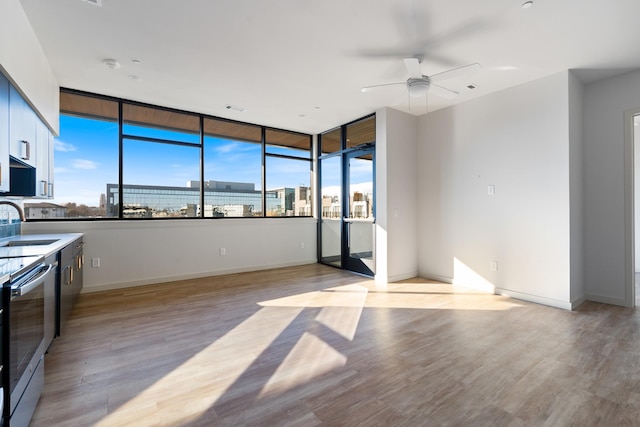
[31,264,640,426]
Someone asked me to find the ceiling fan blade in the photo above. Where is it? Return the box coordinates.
[430,84,459,99]
[403,57,423,78]
[430,63,481,83]
[361,82,406,92]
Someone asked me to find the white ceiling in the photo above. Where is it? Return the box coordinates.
[19,0,640,135]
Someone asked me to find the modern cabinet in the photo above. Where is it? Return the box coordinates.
[8,85,36,167]
[0,73,9,192]
[72,239,84,304]
[5,82,54,198]
[44,253,57,351]
[58,237,83,335]
[35,119,53,198]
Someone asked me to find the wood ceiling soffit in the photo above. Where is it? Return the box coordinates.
[60,92,311,150]
[60,92,118,121]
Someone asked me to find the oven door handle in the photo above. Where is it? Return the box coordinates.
[11,264,54,297]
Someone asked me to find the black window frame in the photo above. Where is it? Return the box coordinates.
[35,88,313,221]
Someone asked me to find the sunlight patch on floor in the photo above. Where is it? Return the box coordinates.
[259,282,522,311]
[315,284,368,340]
[258,332,348,398]
[95,305,305,427]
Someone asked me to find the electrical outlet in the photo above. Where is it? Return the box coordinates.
[490,261,498,271]
[299,242,305,249]
[91,258,100,268]
[220,248,226,256]
[487,185,496,196]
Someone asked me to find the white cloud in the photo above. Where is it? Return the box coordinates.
[72,159,100,170]
[215,142,237,153]
[54,140,77,152]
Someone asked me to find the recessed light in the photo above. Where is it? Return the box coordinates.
[102,59,121,69]
[495,65,518,71]
[224,104,245,112]
[132,59,142,65]
[521,1,533,9]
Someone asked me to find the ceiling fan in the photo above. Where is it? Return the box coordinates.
[361,57,481,100]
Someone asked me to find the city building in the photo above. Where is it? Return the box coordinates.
[106,182,312,218]
[24,202,68,219]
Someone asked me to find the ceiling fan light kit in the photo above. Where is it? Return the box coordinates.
[408,78,430,98]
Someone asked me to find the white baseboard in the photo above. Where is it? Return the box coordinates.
[387,271,419,283]
[570,295,587,310]
[81,260,317,294]
[421,273,453,284]
[494,288,573,310]
[584,293,630,308]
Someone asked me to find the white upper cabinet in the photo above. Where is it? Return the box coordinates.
[35,116,53,198]
[9,85,37,167]
[4,81,54,198]
[0,73,9,192]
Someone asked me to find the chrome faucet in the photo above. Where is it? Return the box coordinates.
[0,200,26,222]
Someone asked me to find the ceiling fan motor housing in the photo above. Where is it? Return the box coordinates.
[407,76,431,98]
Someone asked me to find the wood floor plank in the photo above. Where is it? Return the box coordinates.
[29,264,640,426]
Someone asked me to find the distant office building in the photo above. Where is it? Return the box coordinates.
[320,190,373,219]
[186,180,256,192]
[24,202,68,219]
[295,186,312,216]
[106,182,312,218]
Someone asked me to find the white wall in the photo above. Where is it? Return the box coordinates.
[23,219,317,292]
[635,114,640,270]
[569,72,585,304]
[418,71,575,309]
[583,69,640,307]
[375,107,418,283]
[0,0,59,134]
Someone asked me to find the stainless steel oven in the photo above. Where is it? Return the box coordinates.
[1,255,53,427]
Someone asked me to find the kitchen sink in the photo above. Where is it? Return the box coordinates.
[2,239,59,247]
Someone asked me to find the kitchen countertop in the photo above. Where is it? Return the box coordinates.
[0,233,84,259]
